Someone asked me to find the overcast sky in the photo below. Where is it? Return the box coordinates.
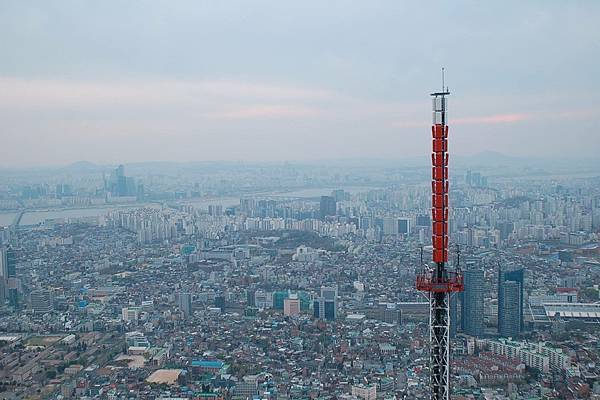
[0,1,599,167]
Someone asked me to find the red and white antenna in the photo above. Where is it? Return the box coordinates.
[416,69,464,400]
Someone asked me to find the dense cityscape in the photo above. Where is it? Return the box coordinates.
[2,1,599,399]
[0,159,598,399]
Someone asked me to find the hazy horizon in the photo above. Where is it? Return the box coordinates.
[1,1,599,167]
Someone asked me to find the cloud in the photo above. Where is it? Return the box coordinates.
[391,108,599,129]
[0,77,335,118]
[390,113,529,129]
[453,113,530,125]
[206,105,321,119]
[0,75,598,166]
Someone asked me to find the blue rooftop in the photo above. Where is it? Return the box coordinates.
[192,360,224,369]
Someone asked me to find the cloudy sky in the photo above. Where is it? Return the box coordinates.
[0,1,598,166]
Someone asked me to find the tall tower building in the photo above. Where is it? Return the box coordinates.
[177,292,193,318]
[498,268,524,335]
[398,217,411,235]
[214,294,226,312]
[246,288,256,307]
[0,247,18,308]
[0,249,5,300]
[315,286,337,321]
[461,267,485,337]
[498,281,521,338]
[449,293,458,338]
[313,298,324,319]
[319,196,337,220]
[272,291,289,310]
[283,295,300,317]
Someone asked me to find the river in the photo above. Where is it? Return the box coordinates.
[7,186,379,227]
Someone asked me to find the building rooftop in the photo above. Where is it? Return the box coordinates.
[544,302,600,319]
[192,360,225,369]
[145,369,183,385]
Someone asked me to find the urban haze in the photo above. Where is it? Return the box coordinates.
[0,2,599,400]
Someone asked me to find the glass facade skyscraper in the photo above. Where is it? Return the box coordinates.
[319,196,337,220]
[0,248,18,308]
[461,267,485,337]
[314,286,337,321]
[498,280,521,338]
[498,268,524,336]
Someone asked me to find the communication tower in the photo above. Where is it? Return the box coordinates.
[416,71,464,400]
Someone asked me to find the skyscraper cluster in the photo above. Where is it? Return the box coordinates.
[105,165,143,198]
[455,263,524,339]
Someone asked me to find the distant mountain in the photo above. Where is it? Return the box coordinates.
[62,161,101,172]
[2,153,597,176]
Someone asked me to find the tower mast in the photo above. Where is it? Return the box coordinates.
[416,72,463,400]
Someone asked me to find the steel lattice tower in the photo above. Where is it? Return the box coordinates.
[416,78,464,400]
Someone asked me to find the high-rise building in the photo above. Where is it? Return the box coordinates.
[321,286,337,321]
[235,379,258,399]
[208,205,223,216]
[246,289,256,307]
[319,196,337,220]
[254,290,271,309]
[272,291,289,310]
[178,292,193,318]
[382,304,402,325]
[214,295,226,312]
[0,247,18,308]
[136,182,145,200]
[498,281,521,338]
[313,299,323,319]
[55,183,72,198]
[449,293,459,338]
[416,214,430,227]
[283,295,300,317]
[498,268,524,335]
[382,217,397,235]
[398,217,410,235]
[323,300,336,320]
[461,267,485,337]
[122,306,141,323]
[116,165,128,196]
[313,286,337,321]
[352,384,377,400]
[331,189,347,202]
[0,249,6,300]
[298,291,311,311]
[498,221,514,241]
[30,289,53,314]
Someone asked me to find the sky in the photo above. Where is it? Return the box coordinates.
[0,1,599,167]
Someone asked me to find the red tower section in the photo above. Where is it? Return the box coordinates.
[416,92,463,295]
[432,123,449,263]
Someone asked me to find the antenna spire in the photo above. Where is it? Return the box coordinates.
[441,67,445,92]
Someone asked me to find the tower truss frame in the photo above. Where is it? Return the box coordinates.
[416,76,463,400]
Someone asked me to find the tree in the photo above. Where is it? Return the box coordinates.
[580,287,599,302]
